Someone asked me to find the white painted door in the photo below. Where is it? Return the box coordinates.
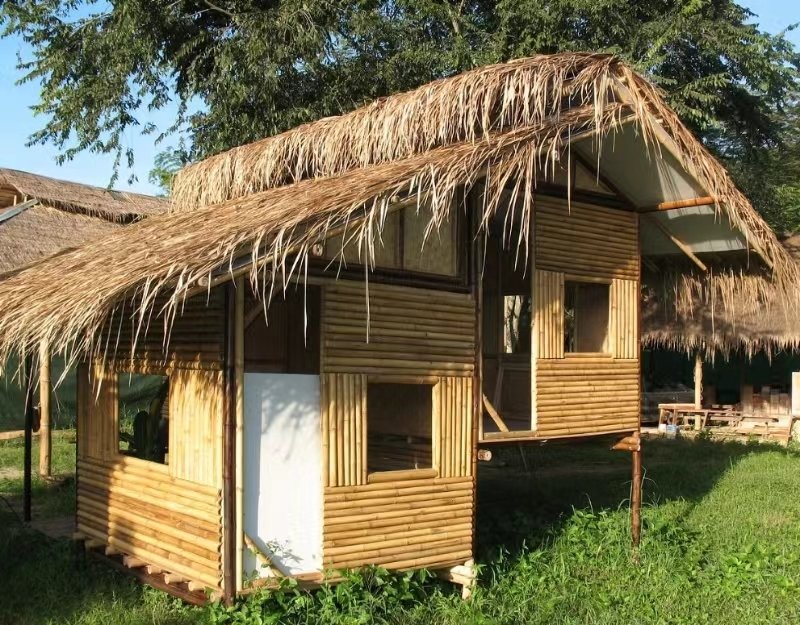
[243,373,322,578]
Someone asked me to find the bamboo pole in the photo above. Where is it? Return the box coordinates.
[694,351,703,409]
[38,340,52,478]
[23,354,34,522]
[631,433,642,549]
[234,278,245,592]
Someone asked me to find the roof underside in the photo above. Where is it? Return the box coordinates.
[0,53,795,365]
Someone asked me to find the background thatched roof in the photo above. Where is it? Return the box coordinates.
[0,168,165,222]
[0,202,120,276]
[642,235,800,357]
[0,54,795,365]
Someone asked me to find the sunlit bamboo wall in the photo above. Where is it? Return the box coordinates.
[323,282,475,377]
[77,288,226,591]
[533,196,640,437]
[321,280,476,571]
[536,197,639,280]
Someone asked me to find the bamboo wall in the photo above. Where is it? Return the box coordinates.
[536,197,639,280]
[533,196,640,437]
[323,282,475,377]
[320,281,476,572]
[77,290,226,590]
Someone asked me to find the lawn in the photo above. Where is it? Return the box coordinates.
[1,433,799,625]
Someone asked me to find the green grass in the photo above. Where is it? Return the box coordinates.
[1,435,799,625]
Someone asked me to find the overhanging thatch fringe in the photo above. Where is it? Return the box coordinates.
[0,54,797,370]
[0,104,625,368]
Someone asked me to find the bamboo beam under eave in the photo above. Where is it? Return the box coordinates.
[640,196,716,213]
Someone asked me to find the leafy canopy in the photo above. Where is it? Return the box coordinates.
[2,1,799,224]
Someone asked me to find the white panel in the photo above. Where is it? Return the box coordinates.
[640,205,747,256]
[243,373,322,577]
[573,125,707,207]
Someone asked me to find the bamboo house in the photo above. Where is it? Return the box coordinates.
[0,54,795,603]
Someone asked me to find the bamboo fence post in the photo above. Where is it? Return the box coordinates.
[38,340,52,478]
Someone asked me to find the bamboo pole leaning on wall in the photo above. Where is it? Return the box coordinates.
[38,340,52,478]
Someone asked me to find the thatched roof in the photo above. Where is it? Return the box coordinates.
[0,53,795,365]
[0,201,120,276]
[0,168,165,222]
[642,235,800,358]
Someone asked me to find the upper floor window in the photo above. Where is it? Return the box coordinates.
[564,281,610,353]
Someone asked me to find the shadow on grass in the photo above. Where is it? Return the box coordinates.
[0,523,195,625]
[475,435,800,560]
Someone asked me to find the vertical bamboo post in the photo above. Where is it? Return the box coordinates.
[234,279,245,592]
[23,353,34,522]
[222,283,237,605]
[529,200,538,431]
[469,189,482,557]
[693,351,703,410]
[38,341,52,478]
[631,432,642,549]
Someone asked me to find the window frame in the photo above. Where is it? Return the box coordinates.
[115,366,172,466]
[364,374,440,484]
[563,275,613,356]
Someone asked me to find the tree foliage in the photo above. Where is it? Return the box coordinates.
[2,1,799,224]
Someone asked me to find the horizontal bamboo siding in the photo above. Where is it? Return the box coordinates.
[101,290,225,370]
[535,357,640,436]
[77,457,223,589]
[534,198,639,437]
[536,197,639,280]
[76,349,225,588]
[323,282,475,377]
[321,281,476,572]
[322,477,473,571]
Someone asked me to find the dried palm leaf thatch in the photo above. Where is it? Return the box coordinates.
[0,203,120,277]
[172,53,796,295]
[643,237,800,359]
[0,103,626,369]
[0,168,165,222]
[172,54,622,209]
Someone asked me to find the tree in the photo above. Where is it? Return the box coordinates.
[2,1,799,221]
[148,145,191,196]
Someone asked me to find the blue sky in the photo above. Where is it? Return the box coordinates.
[1,1,799,196]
